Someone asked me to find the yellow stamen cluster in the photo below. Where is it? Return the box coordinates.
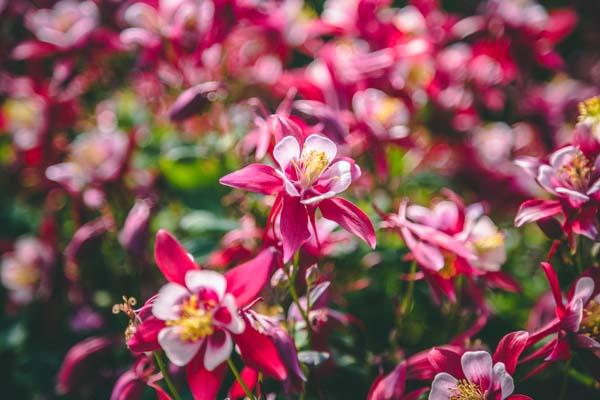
[375,97,402,125]
[578,96,600,125]
[474,232,504,253]
[580,299,600,339]
[450,379,484,400]
[166,295,215,342]
[301,150,329,187]
[558,149,592,192]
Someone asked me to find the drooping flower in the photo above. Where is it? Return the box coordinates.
[127,230,287,400]
[110,355,172,400]
[220,134,376,261]
[526,263,600,367]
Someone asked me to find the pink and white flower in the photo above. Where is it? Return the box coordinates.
[429,351,514,400]
[220,134,375,261]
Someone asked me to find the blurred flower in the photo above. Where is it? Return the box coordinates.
[1,236,53,304]
[46,129,130,193]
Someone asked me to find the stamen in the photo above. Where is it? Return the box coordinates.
[558,149,592,192]
[450,379,484,400]
[166,295,216,342]
[113,296,139,341]
[578,96,600,125]
[301,150,329,187]
[581,299,600,339]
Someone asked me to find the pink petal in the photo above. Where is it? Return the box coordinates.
[319,197,376,249]
[204,329,233,371]
[234,323,288,381]
[127,316,164,353]
[185,270,226,300]
[493,331,529,374]
[280,196,311,262]
[155,230,199,286]
[427,347,464,378]
[460,351,493,389]
[152,282,189,320]
[273,135,300,170]
[225,247,279,308]
[570,277,594,306]
[158,327,202,367]
[540,262,566,317]
[219,164,283,195]
[514,199,562,227]
[187,357,227,400]
[367,363,406,400]
[228,367,258,400]
[318,160,353,195]
[429,372,458,400]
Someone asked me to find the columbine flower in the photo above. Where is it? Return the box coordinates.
[429,351,514,400]
[429,331,531,400]
[46,129,130,193]
[128,230,287,400]
[1,236,53,304]
[527,263,600,363]
[515,144,600,241]
[220,134,375,261]
[25,0,99,49]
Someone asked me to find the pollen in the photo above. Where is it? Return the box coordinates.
[578,96,600,124]
[474,232,504,252]
[301,149,329,187]
[167,295,215,342]
[450,379,484,400]
[558,149,592,192]
[375,97,402,125]
[581,299,600,339]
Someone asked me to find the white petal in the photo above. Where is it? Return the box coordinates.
[572,277,595,305]
[215,294,245,334]
[492,362,514,399]
[273,136,300,170]
[549,146,576,168]
[461,351,493,387]
[555,187,589,202]
[429,372,458,400]
[185,270,226,300]
[204,330,233,371]
[318,160,352,194]
[158,326,202,367]
[301,134,337,165]
[301,190,336,205]
[536,165,559,195]
[152,283,189,321]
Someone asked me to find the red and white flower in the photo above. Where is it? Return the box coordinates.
[220,134,375,261]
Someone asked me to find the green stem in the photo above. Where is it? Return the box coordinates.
[559,359,572,400]
[227,358,256,400]
[400,261,417,316]
[154,351,182,400]
[288,260,313,348]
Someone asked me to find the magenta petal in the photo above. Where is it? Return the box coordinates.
[234,323,288,381]
[460,351,493,389]
[220,164,283,195]
[127,316,164,353]
[493,331,529,374]
[169,81,222,122]
[514,199,562,227]
[228,367,258,400]
[319,197,376,249]
[280,196,311,262]
[540,262,566,317]
[186,357,227,400]
[367,363,406,400]
[427,347,463,378]
[154,230,199,285]
[225,247,279,308]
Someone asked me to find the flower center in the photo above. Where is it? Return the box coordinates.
[167,295,216,342]
[578,96,600,125]
[474,232,504,253]
[450,379,484,400]
[558,149,592,192]
[580,299,600,339]
[300,149,329,187]
[375,97,402,125]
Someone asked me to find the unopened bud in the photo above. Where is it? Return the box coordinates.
[305,264,320,286]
